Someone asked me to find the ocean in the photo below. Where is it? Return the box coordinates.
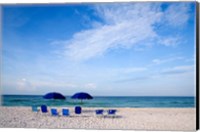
[1,95,195,108]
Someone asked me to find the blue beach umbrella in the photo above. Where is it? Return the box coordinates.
[71,92,93,103]
[43,92,66,100]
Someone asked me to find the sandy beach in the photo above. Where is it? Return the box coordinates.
[0,106,196,130]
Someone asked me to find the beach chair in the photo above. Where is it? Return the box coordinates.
[32,106,39,112]
[95,109,104,117]
[75,106,82,114]
[62,109,70,116]
[41,105,48,113]
[51,108,59,116]
[107,109,117,118]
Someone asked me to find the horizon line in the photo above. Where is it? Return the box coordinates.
[1,94,195,97]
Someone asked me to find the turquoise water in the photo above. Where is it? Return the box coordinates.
[1,95,195,108]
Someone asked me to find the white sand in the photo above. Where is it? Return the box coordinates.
[0,107,196,130]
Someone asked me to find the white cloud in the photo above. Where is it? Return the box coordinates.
[62,3,161,61]
[161,65,195,75]
[164,3,191,27]
[17,78,36,91]
[15,78,79,92]
[158,36,181,47]
[84,83,97,89]
[152,56,184,65]
[114,67,147,74]
[94,3,162,25]
[52,3,191,62]
[33,81,78,89]
[65,22,157,61]
[115,65,195,83]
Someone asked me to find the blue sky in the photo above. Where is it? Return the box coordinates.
[2,2,196,96]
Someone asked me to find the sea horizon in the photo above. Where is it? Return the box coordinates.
[1,94,195,97]
[1,95,195,108]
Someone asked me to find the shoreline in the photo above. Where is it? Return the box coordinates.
[0,106,196,130]
[1,106,196,108]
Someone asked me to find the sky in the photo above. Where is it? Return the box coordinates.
[1,2,197,96]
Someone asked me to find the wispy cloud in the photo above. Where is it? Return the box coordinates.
[51,3,192,62]
[161,65,194,75]
[115,65,195,83]
[164,3,191,27]
[65,21,157,61]
[152,56,184,65]
[158,36,181,47]
[17,78,36,92]
[84,83,97,89]
[33,81,78,89]
[113,67,147,74]
[63,3,160,61]
[115,76,149,83]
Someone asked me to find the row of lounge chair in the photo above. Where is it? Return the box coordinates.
[32,105,117,117]
[95,109,117,117]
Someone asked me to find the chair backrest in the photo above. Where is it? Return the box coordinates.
[108,109,117,115]
[96,109,104,115]
[75,106,82,114]
[51,108,58,116]
[41,105,48,113]
[32,106,38,112]
[62,109,69,116]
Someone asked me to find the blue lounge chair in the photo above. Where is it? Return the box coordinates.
[107,109,117,118]
[62,109,69,116]
[32,106,39,112]
[75,106,81,114]
[41,105,48,113]
[95,109,104,117]
[51,108,59,116]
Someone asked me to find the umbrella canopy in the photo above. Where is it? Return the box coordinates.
[43,92,66,100]
[71,92,93,100]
